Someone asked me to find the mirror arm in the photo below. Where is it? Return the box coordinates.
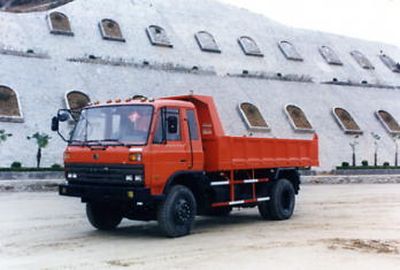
[57,130,70,143]
[52,109,73,143]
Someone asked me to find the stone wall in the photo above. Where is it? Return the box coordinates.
[0,0,400,170]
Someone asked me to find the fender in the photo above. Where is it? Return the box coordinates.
[274,168,300,194]
[163,170,207,194]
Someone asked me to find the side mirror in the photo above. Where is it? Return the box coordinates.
[51,116,59,131]
[51,109,73,143]
[167,116,178,134]
[58,110,71,122]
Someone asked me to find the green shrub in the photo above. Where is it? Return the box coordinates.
[361,160,369,166]
[383,162,390,167]
[51,163,63,169]
[341,162,350,167]
[10,162,22,169]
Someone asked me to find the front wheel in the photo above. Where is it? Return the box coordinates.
[258,179,295,220]
[86,202,123,230]
[157,185,197,238]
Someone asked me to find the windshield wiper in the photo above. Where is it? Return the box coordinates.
[85,140,103,146]
[99,139,126,146]
[69,139,126,146]
[69,140,85,146]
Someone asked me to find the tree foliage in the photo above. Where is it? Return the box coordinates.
[0,129,12,144]
[27,132,51,149]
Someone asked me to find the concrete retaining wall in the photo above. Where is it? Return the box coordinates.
[1,0,400,171]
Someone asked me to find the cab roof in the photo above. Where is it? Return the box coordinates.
[86,96,195,109]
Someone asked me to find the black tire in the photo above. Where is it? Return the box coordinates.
[86,202,123,231]
[157,185,197,238]
[258,179,295,220]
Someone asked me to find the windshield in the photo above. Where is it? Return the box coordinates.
[71,105,153,146]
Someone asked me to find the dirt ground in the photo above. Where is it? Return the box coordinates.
[0,184,399,269]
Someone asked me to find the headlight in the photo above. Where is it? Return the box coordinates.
[134,175,143,182]
[125,175,143,182]
[128,153,142,162]
[67,173,78,179]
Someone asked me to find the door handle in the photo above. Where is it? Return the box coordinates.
[180,159,188,163]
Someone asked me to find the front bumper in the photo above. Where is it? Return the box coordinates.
[59,183,155,203]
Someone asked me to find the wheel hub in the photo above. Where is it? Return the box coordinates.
[175,199,192,224]
[281,189,292,211]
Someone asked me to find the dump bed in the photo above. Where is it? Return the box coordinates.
[202,135,318,171]
[164,94,319,172]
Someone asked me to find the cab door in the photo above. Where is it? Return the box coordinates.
[183,108,204,171]
[149,107,190,194]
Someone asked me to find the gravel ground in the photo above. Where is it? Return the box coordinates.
[0,184,399,269]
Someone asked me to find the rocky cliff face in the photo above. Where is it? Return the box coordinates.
[0,0,73,12]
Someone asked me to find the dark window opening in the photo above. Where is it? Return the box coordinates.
[195,31,221,53]
[376,110,400,134]
[285,105,313,131]
[99,19,125,42]
[239,102,269,130]
[278,41,303,61]
[66,91,90,111]
[48,12,73,36]
[350,50,374,69]
[379,53,400,73]
[319,46,343,65]
[66,91,90,119]
[333,107,362,134]
[238,36,263,57]
[0,86,23,122]
[146,25,173,47]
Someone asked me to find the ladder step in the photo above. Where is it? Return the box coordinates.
[210,178,269,186]
[210,180,230,186]
[212,197,270,207]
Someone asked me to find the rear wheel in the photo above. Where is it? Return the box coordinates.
[86,202,123,230]
[258,179,295,220]
[157,185,197,238]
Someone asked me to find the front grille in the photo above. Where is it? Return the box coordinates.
[65,163,144,186]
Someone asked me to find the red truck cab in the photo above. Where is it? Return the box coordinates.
[53,95,318,237]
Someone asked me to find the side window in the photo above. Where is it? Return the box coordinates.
[186,109,199,140]
[153,108,181,143]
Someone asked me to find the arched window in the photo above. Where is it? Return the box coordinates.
[379,53,400,73]
[47,12,73,36]
[0,86,23,122]
[146,25,173,47]
[238,36,263,57]
[332,107,362,134]
[319,46,343,65]
[350,50,374,70]
[376,110,400,134]
[239,102,269,131]
[99,19,125,42]
[278,41,303,61]
[285,105,313,132]
[195,31,221,53]
[65,91,90,112]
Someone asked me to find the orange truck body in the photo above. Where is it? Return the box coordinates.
[57,94,318,236]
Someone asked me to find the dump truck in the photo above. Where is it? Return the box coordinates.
[52,95,319,237]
